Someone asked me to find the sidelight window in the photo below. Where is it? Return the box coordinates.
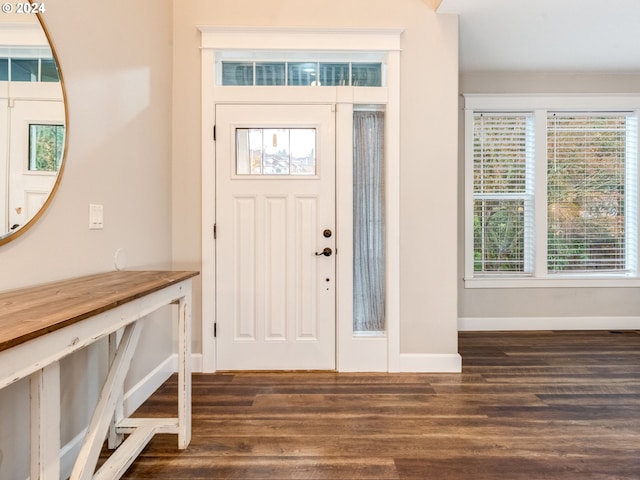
[353,109,385,332]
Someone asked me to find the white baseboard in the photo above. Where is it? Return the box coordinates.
[123,355,175,416]
[124,352,204,414]
[395,353,462,373]
[57,352,203,480]
[459,316,640,331]
[189,353,203,373]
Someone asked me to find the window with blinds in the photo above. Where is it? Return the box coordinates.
[547,112,638,274]
[473,113,535,274]
[466,100,640,283]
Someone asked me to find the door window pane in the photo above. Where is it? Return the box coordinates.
[29,124,65,171]
[236,128,316,176]
[263,129,290,174]
[290,129,316,175]
[236,129,263,174]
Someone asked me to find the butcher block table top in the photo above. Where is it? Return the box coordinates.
[0,270,199,353]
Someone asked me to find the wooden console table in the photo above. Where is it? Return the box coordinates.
[0,270,199,480]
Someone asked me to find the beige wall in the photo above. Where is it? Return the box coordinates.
[459,72,640,321]
[1,0,460,474]
[171,0,460,356]
[0,0,173,478]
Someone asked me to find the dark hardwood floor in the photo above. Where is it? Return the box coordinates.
[115,331,640,479]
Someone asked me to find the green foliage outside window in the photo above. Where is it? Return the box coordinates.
[474,201,525,272]
[29,124,65,172]
[547,115,626,272]
[472,112,631,275]
[473,114,529,273]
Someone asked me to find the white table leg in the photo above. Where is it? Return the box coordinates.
[30,362,60,480]
[108,332,124,449]
[178,292,192,449]
[70,321,143,480]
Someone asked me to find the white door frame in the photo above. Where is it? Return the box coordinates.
[199,26,403,372]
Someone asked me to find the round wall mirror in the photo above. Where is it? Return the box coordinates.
[0,12,66,246]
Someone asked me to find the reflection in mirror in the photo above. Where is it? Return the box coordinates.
[0,12,66,245]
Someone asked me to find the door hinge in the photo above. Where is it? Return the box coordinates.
[213,223,217,239]
[213,125,216,141]
[214,323,217,337]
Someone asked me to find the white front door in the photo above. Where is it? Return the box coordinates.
[215,104,336,370]
[8,99,65,231]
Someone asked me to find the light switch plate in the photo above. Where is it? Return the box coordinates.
[89,204,104,229]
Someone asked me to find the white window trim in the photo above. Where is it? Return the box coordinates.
[199,26,403,372]
[464,94,640,289]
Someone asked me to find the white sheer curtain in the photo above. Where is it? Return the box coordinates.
[353,110,385,332]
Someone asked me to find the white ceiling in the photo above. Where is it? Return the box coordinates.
[438,0,640,73]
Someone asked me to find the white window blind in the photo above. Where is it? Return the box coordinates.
[473,113,534,273]
[547,112,637,274]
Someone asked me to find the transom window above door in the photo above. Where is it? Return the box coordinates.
[0,46,60,82]
[215,50,386,87]
[222,61,382,87]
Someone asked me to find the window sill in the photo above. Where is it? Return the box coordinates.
[464,276,640,289]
